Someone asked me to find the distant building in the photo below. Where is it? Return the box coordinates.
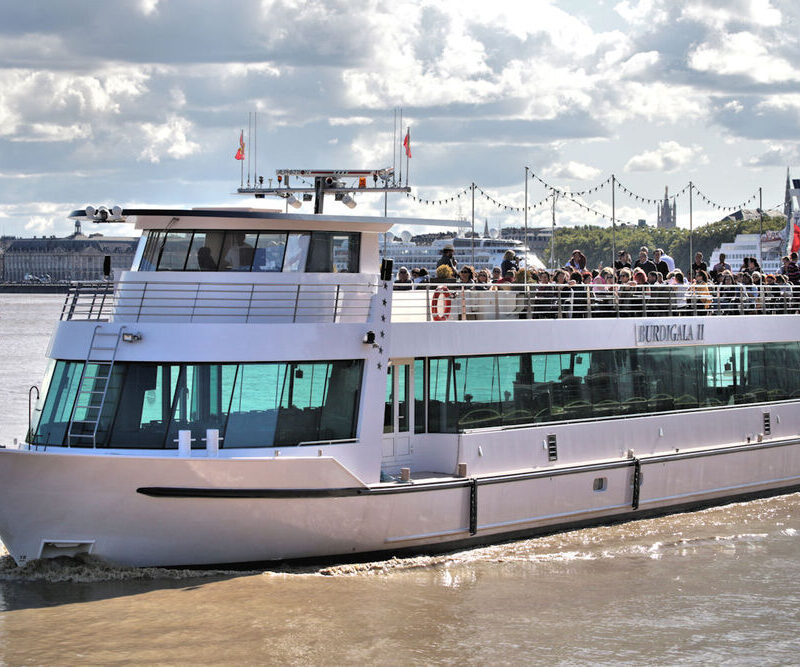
[637,219,647,228]
[0,221,138,282]
[657,187,676,229]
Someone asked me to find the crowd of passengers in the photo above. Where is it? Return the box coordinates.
[393,244,800,316]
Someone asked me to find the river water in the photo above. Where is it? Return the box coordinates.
[0,294,798,664]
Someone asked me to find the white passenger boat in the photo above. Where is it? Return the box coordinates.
[1,171,799,568]
[380,234,546,274]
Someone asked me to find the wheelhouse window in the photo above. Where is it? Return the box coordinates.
[30,359,363,449]
[138,230,359,273]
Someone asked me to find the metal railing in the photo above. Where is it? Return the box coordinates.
[61,280,378,323]
[391,282,800,321]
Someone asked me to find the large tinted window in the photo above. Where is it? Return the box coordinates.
[138,230,359,273]
[31,359,363,449]
[425,341,800,432]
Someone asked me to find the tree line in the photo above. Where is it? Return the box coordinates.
[502,216,786,270]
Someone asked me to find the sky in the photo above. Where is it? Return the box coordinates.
[1,0,799,238]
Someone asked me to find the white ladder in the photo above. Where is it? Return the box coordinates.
[66,325,125,447]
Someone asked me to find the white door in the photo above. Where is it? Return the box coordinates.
[381,361,414,474]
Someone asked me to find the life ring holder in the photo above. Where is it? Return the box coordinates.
[431,286,452,321]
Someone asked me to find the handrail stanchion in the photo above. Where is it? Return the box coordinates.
[293,284,302,322]
[136,283,147,322]
[425,285,431,322]
[333,284,340,323]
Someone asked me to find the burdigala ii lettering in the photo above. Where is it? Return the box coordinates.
[636,323,705,344]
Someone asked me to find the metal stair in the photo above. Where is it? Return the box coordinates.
[66,325,125,447]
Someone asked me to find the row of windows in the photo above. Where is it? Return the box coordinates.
[139,230,361,273]
[31,359,363,449]
[386,341,800,433]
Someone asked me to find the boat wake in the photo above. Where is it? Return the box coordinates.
[0,552,258,584]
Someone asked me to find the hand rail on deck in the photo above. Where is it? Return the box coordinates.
[389,282,800,321]
[61,279,379,323]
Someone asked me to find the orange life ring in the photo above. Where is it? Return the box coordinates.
[431,286,452,321]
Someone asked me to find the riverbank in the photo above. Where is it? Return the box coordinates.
[0,284,69,294]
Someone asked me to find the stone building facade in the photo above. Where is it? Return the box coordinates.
[0,234,138,282]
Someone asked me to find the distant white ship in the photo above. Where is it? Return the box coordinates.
[380,232,546,273]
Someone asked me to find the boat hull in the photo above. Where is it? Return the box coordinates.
[1,437,800,567]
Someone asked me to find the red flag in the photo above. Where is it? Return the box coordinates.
[403,130,411,158]
[235,131,245,161]
[792,222,800,253]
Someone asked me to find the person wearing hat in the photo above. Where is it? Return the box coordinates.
[501,249,519,277]
[437,243,458,272]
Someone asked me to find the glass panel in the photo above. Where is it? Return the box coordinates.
[307,232,360,273]
[185,231,225,271]
[397,365,409,433]
[384,367,393,434]
[283,233,310,272]
[139,231,164,271]
[252,233,287,272]
[414,358,426,433]
[220,232,258,272]
[108,364,178,448]
[27,359,57,442]
[157,232,193,271]
[166,364,237,447]
[225,363,284,447]
[226,360,362,448]
[31,361,82,445]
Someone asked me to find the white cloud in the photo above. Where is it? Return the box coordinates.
[614,0,670,26]
[24,215,59,235]
[681,0,781,30]
[743,143,800,168]
[139,0,161,16]
[329,117,373,126]
[689,32,799,84]
[625,141,708,172]
[11,123,92,143]
[546,161,603,181]
[138,115,200,163]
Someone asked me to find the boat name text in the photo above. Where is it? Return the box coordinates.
[635,323,705,345]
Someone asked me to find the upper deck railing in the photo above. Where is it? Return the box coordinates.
[61,280,378,323]
[61,279,800,323]
[390,282,800,321]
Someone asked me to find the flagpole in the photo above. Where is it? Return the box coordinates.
[524,166,528,280]
[398,109,403,186]
[254,111,257,184]
[611,174,616,269]
[392,108,397,186]
[405,126,410,187]
[247,112,252,187]
[240,129,244,187]
[471,182,475,268]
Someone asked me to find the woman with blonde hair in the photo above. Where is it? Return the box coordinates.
[435,264,456,283]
